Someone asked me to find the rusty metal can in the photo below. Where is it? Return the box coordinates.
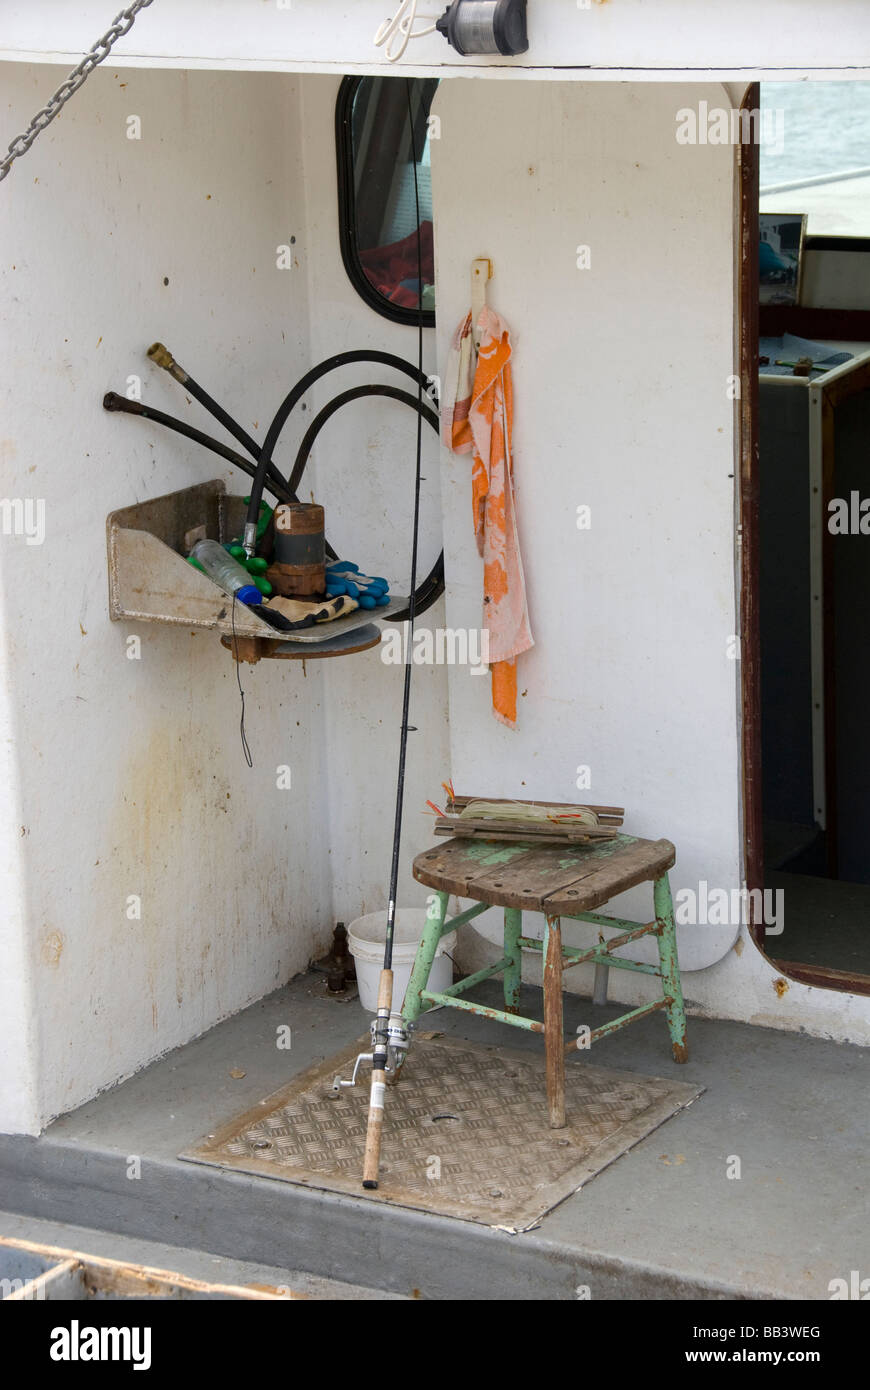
[266,502,325,597]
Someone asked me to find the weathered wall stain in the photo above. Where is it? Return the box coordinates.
[40,930,64,969]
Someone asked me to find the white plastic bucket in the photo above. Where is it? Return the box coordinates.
[347,909,456,1013]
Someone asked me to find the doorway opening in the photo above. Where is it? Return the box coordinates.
[742,80,870,993]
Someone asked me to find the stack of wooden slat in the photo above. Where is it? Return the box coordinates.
[434,794,625,846]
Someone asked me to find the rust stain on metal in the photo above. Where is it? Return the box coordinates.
[773,977,790,998]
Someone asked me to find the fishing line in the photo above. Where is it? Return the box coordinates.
[232,593,253,768]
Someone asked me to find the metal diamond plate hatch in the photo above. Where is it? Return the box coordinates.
[181,1036,703,1230]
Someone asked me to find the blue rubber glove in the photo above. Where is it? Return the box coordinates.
[325,561,391,607]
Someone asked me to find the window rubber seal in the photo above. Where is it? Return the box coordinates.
[335,75,437,330]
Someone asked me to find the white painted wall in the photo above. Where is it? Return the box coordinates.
[0,632,39,1131]
[433,79,742,972]
[296,75,451,926]
[3,1,869,77]
[0,63,334,1134]
[431,78,870,1046]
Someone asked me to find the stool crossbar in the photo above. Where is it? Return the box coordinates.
[403,834,688,1128]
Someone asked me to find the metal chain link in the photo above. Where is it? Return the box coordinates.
[0,0,155,183]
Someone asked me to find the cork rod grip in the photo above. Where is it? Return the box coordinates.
[361,969,393,1189]
[377,968,394,1013]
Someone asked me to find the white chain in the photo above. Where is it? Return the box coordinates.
[0,0,155,183]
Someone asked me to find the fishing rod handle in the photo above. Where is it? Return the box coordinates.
[361,969,393,1189]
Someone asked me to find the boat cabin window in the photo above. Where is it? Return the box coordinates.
[336,75,438,325]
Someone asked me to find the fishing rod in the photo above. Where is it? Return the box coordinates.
[362,79,427,1189]
[332,81,428,1189]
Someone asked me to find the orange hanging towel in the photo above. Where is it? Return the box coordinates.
[441,307,533,728]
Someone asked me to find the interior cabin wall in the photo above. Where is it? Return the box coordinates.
[758,382,815,831]
[0,64,333,1134]
[832,389,870,882]
[295,75,451,926]
[430,78,870,1046]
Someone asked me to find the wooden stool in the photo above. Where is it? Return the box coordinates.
[403,834,687,1128]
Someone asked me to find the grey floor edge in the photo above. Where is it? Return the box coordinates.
[0,1209,404,1300]
[0,1135,779,1302]
[2,972,867,1301]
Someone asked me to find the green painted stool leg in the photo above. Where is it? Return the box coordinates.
[654,874,688,1063]
[503,908,523,1014]
[403,890,449,1024]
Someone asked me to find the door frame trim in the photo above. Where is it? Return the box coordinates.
[739,82,870,993]
[738,83,764,946]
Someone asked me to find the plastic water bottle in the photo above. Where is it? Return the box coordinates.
[189,539,262,606]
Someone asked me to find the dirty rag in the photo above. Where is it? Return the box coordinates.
[441,306,533,728]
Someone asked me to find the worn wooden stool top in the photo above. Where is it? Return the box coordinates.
[412,833,675,916]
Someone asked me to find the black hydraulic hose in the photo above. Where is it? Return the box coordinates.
[104,380,444,610]
[102,393,297,507]
[242,349,433,554]
[286,383,443,620]
[103,391,442,594]
[146,342,291,498]
[288,383,439,493]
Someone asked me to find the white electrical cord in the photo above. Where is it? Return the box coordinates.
[374,1,438,62]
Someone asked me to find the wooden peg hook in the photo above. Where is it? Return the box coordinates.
[471,258,493,350]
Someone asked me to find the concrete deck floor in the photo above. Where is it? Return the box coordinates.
[1,971,867,1301]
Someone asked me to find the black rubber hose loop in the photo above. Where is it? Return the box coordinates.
[244,350,442,618]
[287,382,443,621]
[246,350,432,532]
[106,351,446,617]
